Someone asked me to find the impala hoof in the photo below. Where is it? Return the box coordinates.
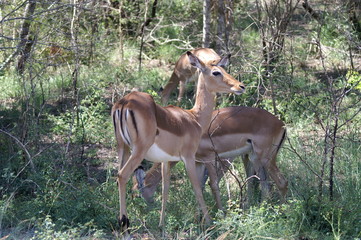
[118,214,130,233]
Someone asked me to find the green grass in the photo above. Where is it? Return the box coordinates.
[1,73,360,240]
[1,59,360,240]
[1,7,361,239]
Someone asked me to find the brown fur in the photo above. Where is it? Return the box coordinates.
[160,48,221,105]
[112,51,244,236]
[137,106,288,211]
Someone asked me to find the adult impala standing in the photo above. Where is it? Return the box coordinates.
[112,51,244,237]
[135,106,288,212]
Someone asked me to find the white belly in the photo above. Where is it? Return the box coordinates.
[145,143,182,163]
[218,145,252,159]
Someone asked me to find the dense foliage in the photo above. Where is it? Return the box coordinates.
[0,0,360,239]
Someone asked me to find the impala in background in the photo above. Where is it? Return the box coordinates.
[160,48,222,105]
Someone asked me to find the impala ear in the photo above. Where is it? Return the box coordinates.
[187,51,206,71]
[216,53,231,68]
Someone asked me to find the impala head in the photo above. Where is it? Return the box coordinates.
[186,51,245,95]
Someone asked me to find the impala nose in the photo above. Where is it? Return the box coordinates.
[232,85,245,95]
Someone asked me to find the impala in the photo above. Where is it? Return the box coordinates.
[134,106,288,212]
[160,48,221,105]
[111,51,244,237]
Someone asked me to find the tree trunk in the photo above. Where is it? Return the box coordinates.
[70,0,80,124]
[0,0,36,73]
[202,0,211,48]
[139,0,158,72]
[216,0,226,54]
[347,0,361,41]
[319,125,329,199]
[88,0,98,64]
[118,0,124,63]
[17,36,34,74]
[255,0,300,115]
[225,0,234,51]
[329,117,338,201]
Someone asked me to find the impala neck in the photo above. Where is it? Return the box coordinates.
[190,73,216,133]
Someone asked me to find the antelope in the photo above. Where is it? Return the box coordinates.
[160,48,221,105]
[111,51,244,237]
[134,106,288,212]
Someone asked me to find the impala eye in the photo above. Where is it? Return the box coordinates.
[212,71,221,76]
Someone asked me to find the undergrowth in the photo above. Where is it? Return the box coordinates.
[1,5,361,238]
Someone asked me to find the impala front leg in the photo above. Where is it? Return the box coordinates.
[159,162,171,229]
[267,161,288,202]
[177,80,186,105]
[184,157,211,225]
[204,161,225,213]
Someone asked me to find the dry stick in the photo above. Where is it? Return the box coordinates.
[3,143,53,194]
[329,114,338,201]
[286,137,322,180]
[0,191,16,236]
[0,129,35,172]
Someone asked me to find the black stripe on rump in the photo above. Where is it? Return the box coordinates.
[129,110,138,136]
[120,106,130,145]
[113,110,117,134]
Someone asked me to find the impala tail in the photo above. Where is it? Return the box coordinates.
[276,128,287,155]
[270,126,288,199]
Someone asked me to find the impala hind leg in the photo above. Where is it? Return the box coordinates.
[115,141,131,238]
[117,149,149,237]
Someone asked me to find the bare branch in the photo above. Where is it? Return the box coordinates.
[286,137,322,180]
[0,129,35,172]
